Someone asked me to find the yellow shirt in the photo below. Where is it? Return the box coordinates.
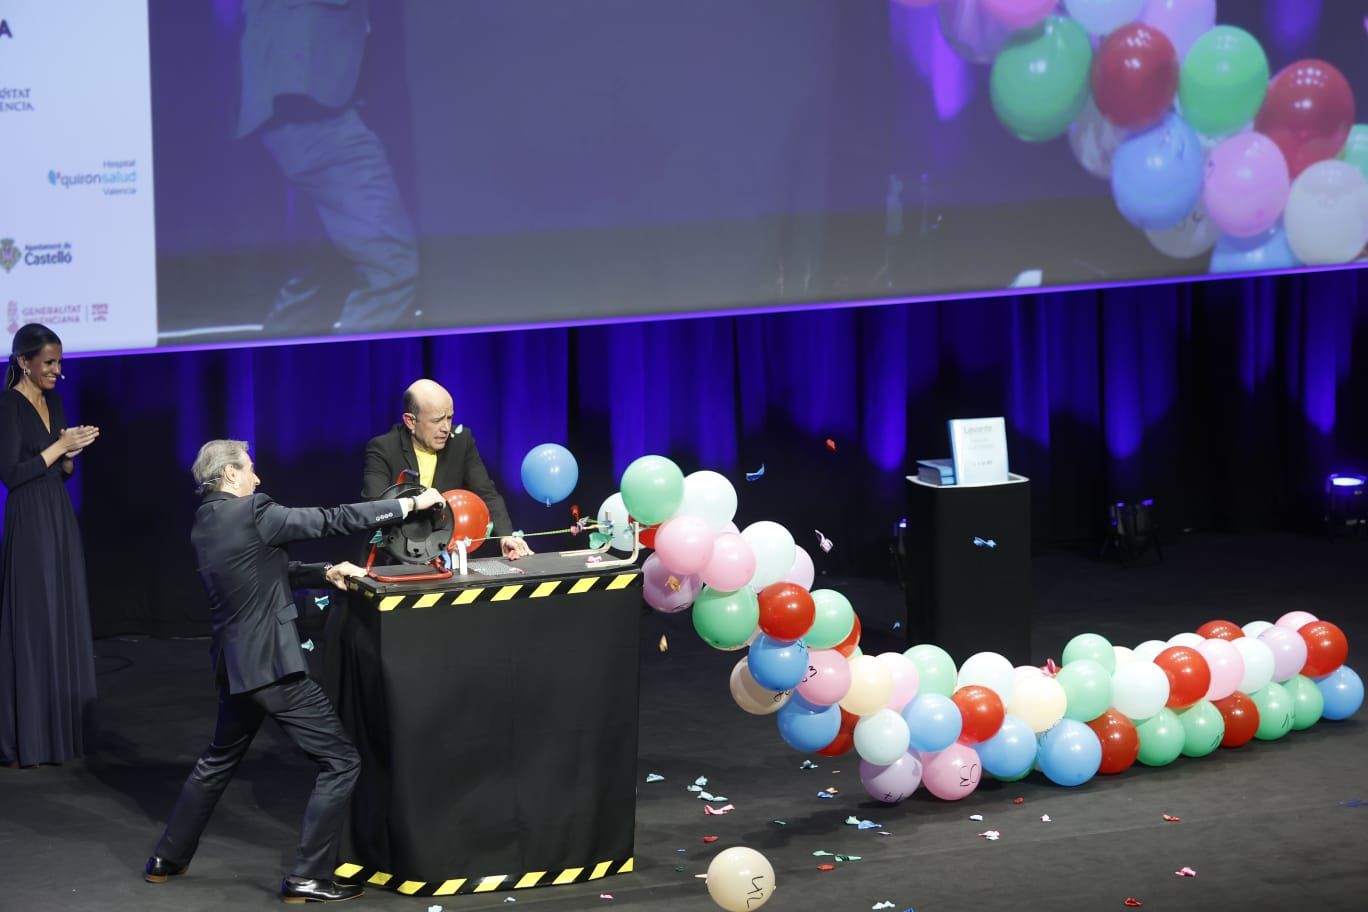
[414,447,437,489]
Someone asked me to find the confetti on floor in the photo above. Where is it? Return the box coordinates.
[978,830,1001,841]
[800,760,818,770]
[817,792,836,799]
[1124,899,1143,907]
[872,903,895,910]
[702,836,719,843]
[645,773,665,783]
[1040,815,1052,823]
[599,894,613,900]
[1340,799,1364,807]
[1013,797,1025,805]
[658,635,668,653]
[818,864,835,872]
[1162,814,1181,821]
[968,814,984,822]
[746,464,766,482]
[1174,867,1197,877]
[772,820,787,826]
[704,804,735,816]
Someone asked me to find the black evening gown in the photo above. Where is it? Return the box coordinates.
[0,387,96,765]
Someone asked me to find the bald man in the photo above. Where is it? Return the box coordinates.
[362,380,532,560]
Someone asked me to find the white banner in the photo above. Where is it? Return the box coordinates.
[0,0,157,353]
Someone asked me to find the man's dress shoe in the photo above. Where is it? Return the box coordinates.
[281,877,364,903]
[143,856,188,883]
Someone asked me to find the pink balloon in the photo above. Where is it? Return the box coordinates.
[780,545,815,590]
[653,515,716,575]
[797,649,853,707]
[1196,637,1245,702]
[1140,0,1215,61]
[859,751,924,803]
[640,553,701,614]
[1275,610,1318,631]
[983,0,1056,30]
[699,531,757,591]
[875,652,921,712]
[918,742,982,801]
[1203,133,1291,238]
[1259,625,1310,683]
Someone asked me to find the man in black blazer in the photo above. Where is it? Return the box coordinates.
[145,439,445,903]
[362,379,533,561]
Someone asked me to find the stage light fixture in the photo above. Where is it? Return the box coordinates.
[1103,498,1162,566]
[1324,473,1367,540]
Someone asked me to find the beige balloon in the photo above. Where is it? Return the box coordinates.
[839,654,894,717]
[1007,674,1067,733]
[729,658,791,716]
[706,846,775,912]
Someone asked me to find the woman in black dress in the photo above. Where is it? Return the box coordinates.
[0,323,100,767]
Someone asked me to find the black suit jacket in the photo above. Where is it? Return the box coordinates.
[361,424,514,537]
[192,490,404,694]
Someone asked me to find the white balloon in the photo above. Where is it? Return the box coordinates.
[1241,620,1274,640]
[1064,0,1146,35]
[853,709,913,766]
[1112,645,1136,668]
[707,847,776,912]
[1014,664,1046,686]
[1070,96,1132,179]
[741,521,796,590]
[1167,632,1205,649]
[1284,161,1368,265]
[729,658,791,716]
[1231,636,1275,694]
[676,470,739,532]
[595,492,636,552]
[1110,660,1170,721]
[1132,639,1167,664]
[1147,199,1221,258]
[957,651,1015,706]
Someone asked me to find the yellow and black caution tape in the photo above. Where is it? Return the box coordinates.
[364,571,640,612]
[334,857,634,896]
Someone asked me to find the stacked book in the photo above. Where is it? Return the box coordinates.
[916,458,955,486]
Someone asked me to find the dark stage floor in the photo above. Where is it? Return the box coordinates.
[3,531,1366,912]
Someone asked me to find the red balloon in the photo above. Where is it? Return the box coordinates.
[637,521,658,550]
[1154,646,1211,710]
[1086,709,1140,775]
[1255,59,1356,178]
[816,708,858,757]
[757,582,816,641]
[1299,620,1349,677]
[443,489,490,554]
[1213,691,1260,748]
[1196,619,1244,641]
[833,613,862,658]
[951,685,1005,744]
[1091,24,1179,130]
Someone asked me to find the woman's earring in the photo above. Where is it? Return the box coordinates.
[22,367,30,376]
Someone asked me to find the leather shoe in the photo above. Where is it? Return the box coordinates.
[143,856,189,883]
[281,877,364,903]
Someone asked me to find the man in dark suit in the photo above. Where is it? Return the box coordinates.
[362,379,533,561]
[239,0,419,334]
[144,439,445,903]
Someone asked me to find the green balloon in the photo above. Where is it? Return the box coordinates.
[1283,674,1325,731]
[1251,682,1295,741]
[1136,708,1185,767]
[991,768,1032,783]
[619,455,684,525]
[1061,633,1116,675]
[1178,700,1225,758]
[990,16,1092,143]
[691,585,758,650]
[805,589,855,649]
[1056,659,1113,722]
[905,643,957,697]
[1338,124,1368,181]
[1178,26,1269,138]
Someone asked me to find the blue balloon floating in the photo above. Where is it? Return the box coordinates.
[1315,665,1364,722]
[520,443,579,505]
[1036,718,1102,787]
[748,634,809,692]
[1111,112,1204,231]
[776,696,842,753]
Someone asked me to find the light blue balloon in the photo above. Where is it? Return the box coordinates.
[748,634,810,692]
[1315,665,1364,721]
[900,692,963,753]
[776,695,842,752]
[975,714,1038,779]
[1209,222,1301,274]
[1036,719,1102,787]
[519,443,579,505]
[1111,113,1205,230]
